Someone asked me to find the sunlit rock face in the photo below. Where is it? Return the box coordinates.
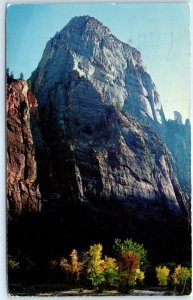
[7,80,41,219]
[29,16,189,218]
[31,16,164,126]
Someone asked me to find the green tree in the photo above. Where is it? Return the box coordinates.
[113,239,147,290]
[103,256,120,287]
[27,79,32,90]
[86,244,105,289]
[10,71,14,80]
[172,265,191,294]
[113,239,147,265]
[20,72,24,80]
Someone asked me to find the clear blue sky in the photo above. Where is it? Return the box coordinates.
[6,3,190,121]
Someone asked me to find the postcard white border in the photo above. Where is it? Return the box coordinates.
[1,1,192,299]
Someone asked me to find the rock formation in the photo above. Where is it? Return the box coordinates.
[173,111,183,125]
[31,16,165,127]
[166,115,191,212]
[29,15,189,218]
[7,16,191,272]
[7,79,41,219]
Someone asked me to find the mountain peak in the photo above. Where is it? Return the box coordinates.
[32,16,164,126]
[62,15,110,36]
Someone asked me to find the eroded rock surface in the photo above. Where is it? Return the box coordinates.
[29,16,188,219]
[7,80,41,219]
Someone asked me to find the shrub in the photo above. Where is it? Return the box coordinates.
[103,256,120,287]
[86,244,105,288]
[8,256,20,272]
[155,266,170,286]
[113,239,147,290]
[113,238,147,265]
[172,265,191,294]
[59,249,85,281]
[119,250,143,288]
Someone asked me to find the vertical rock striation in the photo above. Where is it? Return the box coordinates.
[29,16,189,218]
[7,80,41,219]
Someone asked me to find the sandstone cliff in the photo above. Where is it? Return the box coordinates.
[7,80,41,219]
[29,16,188,218]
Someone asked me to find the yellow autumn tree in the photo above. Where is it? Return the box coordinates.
[103,256,119,287]
[155,266,170,286]
[59,249,85,281]
[172,265,191,294]
[86,244,105,288]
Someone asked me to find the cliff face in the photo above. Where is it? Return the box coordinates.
[32,16,165,127]
[7,16,190,222]
[29,15,188,218]
[166,117,191,211]
[7,80,41,219]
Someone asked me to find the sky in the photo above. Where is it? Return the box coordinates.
[6,3,191,121]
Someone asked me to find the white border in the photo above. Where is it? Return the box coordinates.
[0,1,192,299]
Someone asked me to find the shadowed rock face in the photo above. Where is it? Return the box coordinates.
[7,16,190,222]
[29,16,189,219]
[7,80,41,219]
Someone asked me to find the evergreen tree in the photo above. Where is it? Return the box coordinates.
[20,72,24,80]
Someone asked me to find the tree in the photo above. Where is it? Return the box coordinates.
[6,67,9,79]
[9,71,14,81]
[172,265,191,294]
[119,250,144,288]
[155,266,170,286]
[20,72,24,80]
[27,79,32,90]
[113,239,147,290]
[6,69,16,83]
[59,249,85,281]
[113,239,147,265]
[103,256,119,288]
[86,244,105,289]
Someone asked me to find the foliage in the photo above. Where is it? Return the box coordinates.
[86,244,105,288]
[172,265,191,286]
[59,249,85,281]
[27,79,32,90]
[135,268,145,283]
[113,238,147,265]
[155,266,170,286]
[6,68,15,83]
[103,256,120,287]
[8,256,20,272]
[118,250,144,288]
[20,72,24,80]
[10,71,14,80]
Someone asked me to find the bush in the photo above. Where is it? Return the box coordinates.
[86,244,105,288]
[113,239,147,290]
[8,256,20,272]
[59,249,85,281]
[103,256,119,288]
[113,238,147,265]
[172,265,191,294]
[155,266,170,286]
[119,250,144,288]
